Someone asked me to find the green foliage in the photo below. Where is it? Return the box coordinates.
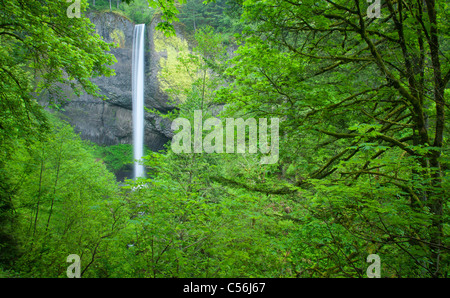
[110,29,126,48]
[116,164,285,277]
[1,114,124,276]
[1,0,448,279]
[0,0,117,271]
[89,143,133,173]
[213,0,449,277]
[155,25,227,106]
[119,0,155,24]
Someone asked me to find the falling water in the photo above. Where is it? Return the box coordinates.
[132,24,145,179]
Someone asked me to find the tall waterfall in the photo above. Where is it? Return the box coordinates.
[132,24,145,179]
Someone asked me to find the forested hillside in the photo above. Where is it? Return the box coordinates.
[0,0,448,278]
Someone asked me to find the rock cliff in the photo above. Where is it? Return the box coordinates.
[58,12,175,152]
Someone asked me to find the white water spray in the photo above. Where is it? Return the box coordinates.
[132,24,145,179]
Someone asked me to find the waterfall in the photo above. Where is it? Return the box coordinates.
[132,24,145,179]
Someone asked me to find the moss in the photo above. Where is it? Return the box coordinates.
[154,31,206,103]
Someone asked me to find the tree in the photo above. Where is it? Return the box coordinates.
[0,0,120,265]
[215,0,448,276]
[178,0,233,33]
[0,0,119,141]
[118,0,155,24]
[6,115,126,277]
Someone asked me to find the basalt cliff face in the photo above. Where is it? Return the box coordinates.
[58,12,176,153]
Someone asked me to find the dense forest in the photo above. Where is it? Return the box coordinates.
[0,0,448,278]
